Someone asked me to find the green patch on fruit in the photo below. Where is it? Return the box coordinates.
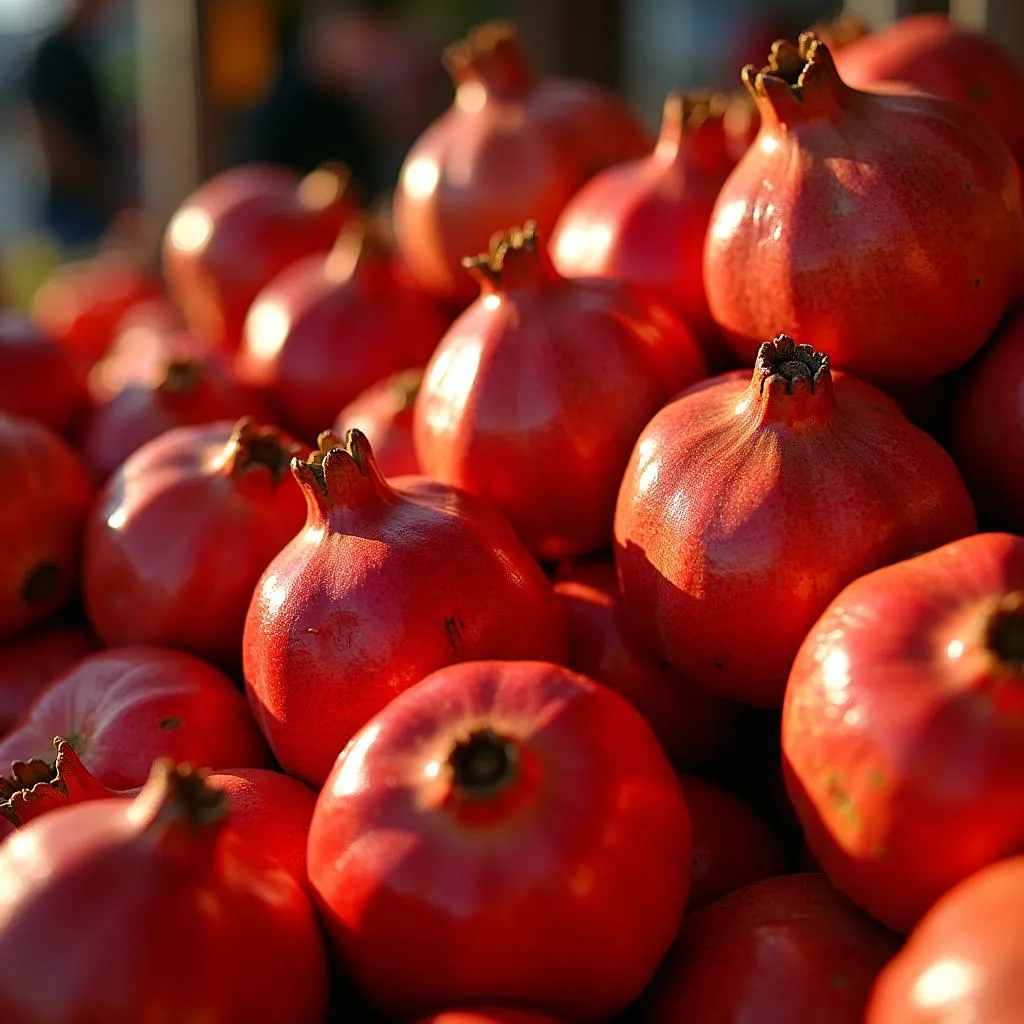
[826,769,862,832]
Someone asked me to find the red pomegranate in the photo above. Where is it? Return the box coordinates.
[552,559,732,764]
[783,531,1024,933]
[0,759,329,1021]
[393,20,650,305]
[0,414,94,638]
[414,222,706,560]
[704,33,1024,383]
[84,418,308,668]
[243,429,567,786]
[551,91,749,370]
[237,219,447,443]
[413,1012,566,1024]
[614,335,977,706]
[163,163,358,350]
[335,367,423,477]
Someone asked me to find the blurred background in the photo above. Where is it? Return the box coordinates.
[0,0,1018,306]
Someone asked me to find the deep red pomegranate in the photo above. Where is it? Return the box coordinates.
[0,646,271,791]
[84,418,307,667]
[867,854,1024,1023]
[0,414,94,637]
[0,624,97,737]
[393,20,650,305]
[551,91,749,370]
[81,350,267,481]
[243,429,566,786]
[614,335,977,706]
[783,531,1024,933]
[163,162,358,350]
[414,223,706,560]
[308,659,691,1022]
[0,311,88,435]
[552,559,732,764]
[335,367,423,477]
[704,33,1024,383]
[954,301,1024,531]
[413,1011,566,1024]
[0,759,329,1021]
[237,219,447,443]
[832,14,1024,165]
[647,874,899,1024]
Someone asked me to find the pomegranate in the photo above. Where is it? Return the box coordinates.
[552,559,732,764]
[84,418,307,668]
[703,33,1024,383]
[551,91,749,370]
[413,1012,566,1024]
[393,20,650,304]
[0,759,329,1021]
[237,219,447,443]
[163,162,358,350]
[783,531,1024,932]
[414,222,706,560]
[0,414,94,638]
[614,335,977,706]
[335,367,423,477]
[244,428,566,786]
[308,659,691,1022]
[0,646,271,791]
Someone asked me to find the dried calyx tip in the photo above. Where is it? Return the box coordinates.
[448,727,519,795]
[296,428,375,496]
[742,32,827,95]
[462,221,539,281]
[758,334,829,394]
[227,417,299,481]
[669,90,733,128]
[147,760,225,830]
[985,592,1024,669]
[443,20,519,73]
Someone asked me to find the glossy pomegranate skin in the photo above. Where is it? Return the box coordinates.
[0,762,329,1022]
[783,532,1024,933]
[679,774,787,911]
[237,223,447,443]
[614,336,977,706]
[84,419,307,667]
[308,660,692,1022]
[243,430,567,787]
[335,367,423,477]
[0,414,94,638]
[704,34,1024,383]
[414,224,707,560]
[552,560,732,764]
[0,311,89,435]
[163,163,357,351]
[954,302,1024,531]
[551,92,746,371]
[393,21,650,305]
[867,855,1024,1023]
[0,625,97,737]
[413,1011,566,1024]
[833,14,1024,165]
[0,646,271,791]
[647,874,899,1024]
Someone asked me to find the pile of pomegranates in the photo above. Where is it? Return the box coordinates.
[1,13,1023,1021]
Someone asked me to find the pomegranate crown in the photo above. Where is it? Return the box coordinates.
[220,416,304,483]
[462,221,559,292]
[291,427,394,514]
[756,334,830,395]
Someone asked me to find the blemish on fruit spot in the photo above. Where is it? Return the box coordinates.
[159,717,183,730]
[445,615,466,651]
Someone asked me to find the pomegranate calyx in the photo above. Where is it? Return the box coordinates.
[444,20,534,100]
[448,727,520,797]
[220,417,305,484]
[130,760,227,834]
[984,591,1024,671]
[157,357,204,396]
[297,161,355,215]
[292,427,395,513]
[462,221,559,293]
[756,335,830,395]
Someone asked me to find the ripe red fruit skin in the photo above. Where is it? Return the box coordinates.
[163,163,357,351]
[237,221,447,444]
[393,20,651,305]
[832,13,1024,166]
[551,91,748,372]
[552,560,732,764]
[308,659,692,1022]
[414,223,707,560]
[335,367,423,477]
[867,854,1024,1023]
[679,773,787,911]
[414,1011,566,1024]
[0,646,272,791]
[83,418,307,668]
[614,335,977,706]
[243,429,567,787]
[0,414,94,638]
[647,873,899,1024]
[703,33,1024,384]
[783,531,1024,933]
[954,302,1024,531]
[0,760,329,1022]
[0,311,89,435]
